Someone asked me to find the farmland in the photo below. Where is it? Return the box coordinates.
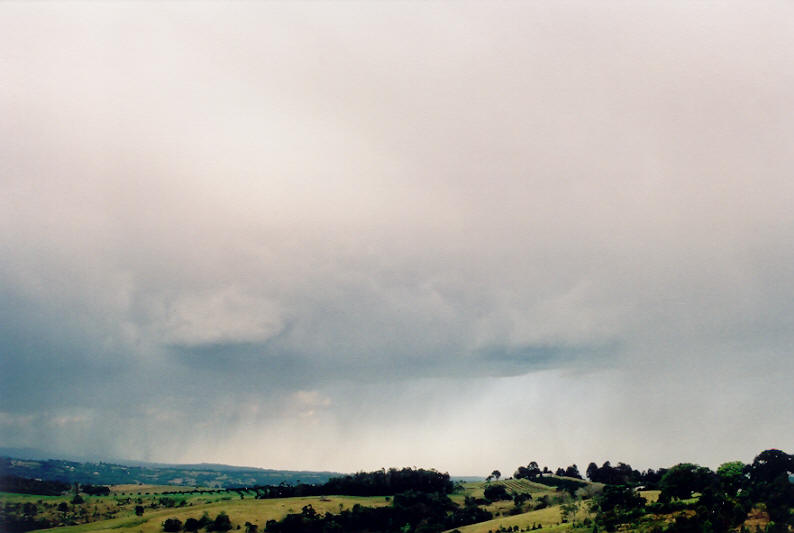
[1,449,791,533]
[1,490,390,533]
[444,504,592,533]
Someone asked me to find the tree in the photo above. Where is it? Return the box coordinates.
[513,492,532,506]
[134,505,144,516]
[747,449,792,485]
[22,503,38,516]
[587,462,599,481]
[565,465,583,479]
[593,485,646,513]
[163,518,182,532]
[659,463,714,501]
[483,484,511,501]
[184,517,200,532]
[561,500,581,525]
[514,462,541,481]
[491,470,501,481]
[746,449,793,527]
[716,461,747,495]
[592,485,646,531]
[197,512,212,529]
[589,461,636,485]
[211,512,233,532]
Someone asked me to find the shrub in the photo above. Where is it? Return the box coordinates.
[163,518,182,532]
[211,512,232,532]
[483,484,511,501]
[197,512,212,528]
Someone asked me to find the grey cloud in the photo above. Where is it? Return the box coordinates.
[1,1,793,472]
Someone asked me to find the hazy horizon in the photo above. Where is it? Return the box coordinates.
[1,2,793,477]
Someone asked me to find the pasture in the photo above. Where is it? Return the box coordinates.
[454,479,558,500]
[444,503,593,533]
[1,492,389,533]
[3,474,598,533]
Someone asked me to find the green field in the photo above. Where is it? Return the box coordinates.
[451,479,570,515]
[454,479,559,501]
[444,503,592,533]
[3,476,599,533]
[462,479,559,496]
[23,494,390,533]
[108,485,200,495]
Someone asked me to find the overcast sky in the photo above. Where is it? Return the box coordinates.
[1,1,793,476]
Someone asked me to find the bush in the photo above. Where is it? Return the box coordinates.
[163,518,182,532]
[198,512,212,529]
[81,484,111,496]
[483,484,511,501]
[211,512,232,532]
[159,497,177,508]
[184,517,200,532]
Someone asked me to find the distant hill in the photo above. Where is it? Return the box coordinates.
[0,453,341,488]
[451,475,486,483]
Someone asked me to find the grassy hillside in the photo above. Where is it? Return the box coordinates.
[444,504,593,533]
[455,479,558,500]
[23,494,390,533]
[0,457,340,488]
[449,478,593,524]
[2,477,593,533]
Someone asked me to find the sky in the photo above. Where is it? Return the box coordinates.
[1,1,793,477]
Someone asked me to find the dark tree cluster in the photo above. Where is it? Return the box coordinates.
[583,461,668,488]
[233,467,453,500]
[163,512,232,532]
[513,462,542,481]
[585,461,640,485]
[0,475,70,496]
[553,465,582,479]
[592,449,794,533]
[80,484,111,496]
[0,501,53,533]
[448,499,493,529]
[483,484,511,501]
[591,484,647,531]
[658,463,714,501]
[514,462,584,483]
[163,518,183,532]
[746,449,794,530]
[264,490,490,533]
[322,468,454,496]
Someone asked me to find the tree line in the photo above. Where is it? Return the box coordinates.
[229,467,453,499]
[0,476,71,496]
[588,449,793,532]
[511,460,666,488]
[262,490,491,533]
